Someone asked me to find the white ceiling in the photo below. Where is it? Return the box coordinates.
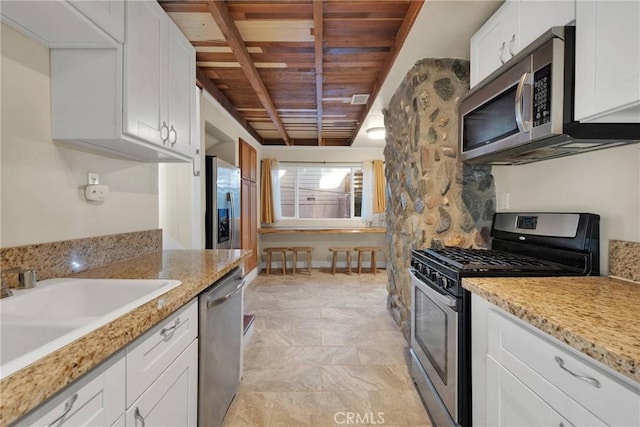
[352,0,503,147]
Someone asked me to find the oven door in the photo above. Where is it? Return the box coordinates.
[410,269,459,423]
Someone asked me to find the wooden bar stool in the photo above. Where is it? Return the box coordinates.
[263,247,288,275]
[354,246,381,274]
[288,247,313,275]
[328,247,352,275]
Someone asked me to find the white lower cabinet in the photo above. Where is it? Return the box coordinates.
[14,299,199,426]
[17,352,126,426]
[473,294,640,427]
[126,340,198,427]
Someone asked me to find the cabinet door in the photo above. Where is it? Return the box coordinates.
[241,179,258,272]
[486,356,558,427]
[20,354,125,427]
[470,0,519,87]
[126,340,198,427]
[167,19,196,155]
[123,0,167,146]
[69,0,125,43]
[575,0,640,122]
[518,0,575,49]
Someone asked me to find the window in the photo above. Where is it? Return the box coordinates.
[279,164,363,219]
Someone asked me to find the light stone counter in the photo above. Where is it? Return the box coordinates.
[463,275,640,384]
[0,249,251,427]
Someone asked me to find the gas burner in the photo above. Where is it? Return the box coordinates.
[419,247,564,272]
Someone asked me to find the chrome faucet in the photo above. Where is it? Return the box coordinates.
[1,267,37,298]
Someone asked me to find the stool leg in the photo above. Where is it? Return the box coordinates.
[357,250,363,274]
[281,250,287,275]
[266,252,272,275]
[292,251,297,275]
[307,251,312,274]
[372,251,377,274]
[332,251,337,275]
[347,251,352,275]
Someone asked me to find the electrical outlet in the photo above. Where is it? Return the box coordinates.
[88,172,99,185]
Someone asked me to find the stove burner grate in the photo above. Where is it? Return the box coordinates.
[419,247,564,272]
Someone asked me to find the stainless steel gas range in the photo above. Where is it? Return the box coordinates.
[409,212,600,427]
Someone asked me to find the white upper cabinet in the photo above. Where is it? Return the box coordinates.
[471,0,519,87]
[574,1,640,122]
[1,0,122,48]
[123,0,168,147]
[50,0,196,162]
[470,0,576,87]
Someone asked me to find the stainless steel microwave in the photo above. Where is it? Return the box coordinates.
[459,26,640,165]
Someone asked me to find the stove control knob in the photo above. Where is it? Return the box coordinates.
[430,271,438,282]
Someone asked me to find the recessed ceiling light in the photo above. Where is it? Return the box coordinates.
[366,127,385,140]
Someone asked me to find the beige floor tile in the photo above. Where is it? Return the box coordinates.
[252,328,322,347]
[223,392,276,427]
[243,346,288,369]
[322,330,408,347]
[269,391,372,427]
[321,307,390,319]
[249,307,322,319]
[282,346,360,366]
[357,345,411,366]
[239,366,323,392]
[321,365,413,391]
[369,390,432,426]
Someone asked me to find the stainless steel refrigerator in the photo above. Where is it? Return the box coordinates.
[205,156,241,249]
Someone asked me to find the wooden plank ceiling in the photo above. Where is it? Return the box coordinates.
[158,0,424,146]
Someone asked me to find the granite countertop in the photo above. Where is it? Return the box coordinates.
[463,276,640,384]
[0,249,251,426]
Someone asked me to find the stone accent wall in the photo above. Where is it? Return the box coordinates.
[383,58,496,339]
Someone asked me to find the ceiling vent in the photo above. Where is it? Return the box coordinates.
[350,94,370,105]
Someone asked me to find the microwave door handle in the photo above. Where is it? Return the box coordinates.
[515,72,532,132]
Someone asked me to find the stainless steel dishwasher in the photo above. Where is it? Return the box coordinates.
[198,267,245,427]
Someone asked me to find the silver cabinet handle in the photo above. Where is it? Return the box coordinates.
[160,121,169,144]
[207,280,246,309]
[160,317,180,336]
[554,356,601,388]
[168,125,177,146]
[42,393,78,427]
[499,41,506,64]
[134,407,146,427]
[515,72,532,132]
[193,148,201,177]
[509,33,516,56]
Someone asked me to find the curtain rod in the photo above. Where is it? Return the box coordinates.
[265,160,385,165]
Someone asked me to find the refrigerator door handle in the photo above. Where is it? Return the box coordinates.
[227,192,235,248]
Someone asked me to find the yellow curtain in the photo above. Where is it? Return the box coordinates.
[372,160,386,213]
[260,159,276,224]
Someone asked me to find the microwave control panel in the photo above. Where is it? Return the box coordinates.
[533,65,552,127]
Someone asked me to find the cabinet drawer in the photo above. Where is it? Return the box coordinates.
[488,308,639,426]
[126,339,198,427]
[126,299,198,408]
[18,352,125,427]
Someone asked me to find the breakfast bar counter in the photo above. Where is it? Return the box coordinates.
[0,249,251,426]
[258,227,386,234]
[462,275,640,383]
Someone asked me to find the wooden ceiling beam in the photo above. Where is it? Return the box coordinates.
[196,66,264,144]
[349,0,424,145]
[313,0,323,146]
[206,0,292,145]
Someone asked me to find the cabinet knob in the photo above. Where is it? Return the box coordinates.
[168,125,177,146]
[509,33,516,57]
[160,121,169,145]
[499,41,506,64]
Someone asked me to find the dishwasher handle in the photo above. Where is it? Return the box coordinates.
[207,279,246,308]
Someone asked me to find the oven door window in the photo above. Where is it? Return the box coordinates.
[414,286,448,383]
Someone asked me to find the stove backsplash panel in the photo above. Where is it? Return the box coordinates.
[383,58,496,339]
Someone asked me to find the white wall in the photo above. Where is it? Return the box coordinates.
[493,144,640,274]
[0,24,158,248]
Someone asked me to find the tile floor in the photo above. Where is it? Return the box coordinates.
[223,270,431,427]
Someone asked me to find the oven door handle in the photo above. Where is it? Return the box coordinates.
[410,270,459,310]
